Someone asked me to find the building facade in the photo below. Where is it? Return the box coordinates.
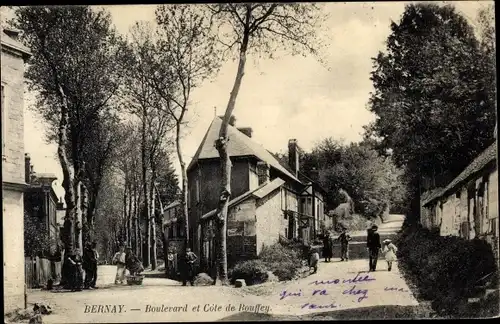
[24,153,61,257]
[421,139,498,263]
[2,27,31,313]
[172,117,328,274]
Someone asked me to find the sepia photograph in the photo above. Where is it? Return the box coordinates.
[1,1,498,322]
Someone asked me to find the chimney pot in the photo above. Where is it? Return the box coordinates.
[256,161,270,185]
[288,139,299,178]
[237,127,253,138]
[25,153,31,183]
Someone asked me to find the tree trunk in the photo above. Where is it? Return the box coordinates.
[85,190,97,243]
[214,29,250,286]
[128,181,133,248]
[74,181,83,252]
[124,182,129,245]
[151,182,157,270]
[141,116,151,268]
[56,85,76,286]
[176,123,190,252]
[134,178,140,257]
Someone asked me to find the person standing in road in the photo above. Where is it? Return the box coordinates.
[366,224,382,271]
[67,249,83,291]
[182,248,198,286]
[337,227,352,261]
[112,245,127,285]
[83,242,99,289]
[322,233,334,262]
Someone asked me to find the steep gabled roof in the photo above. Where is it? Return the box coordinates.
[200,177,286,221]
[187,116,300,183]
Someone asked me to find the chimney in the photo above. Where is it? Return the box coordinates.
[30,165,36,182]
[218,115,237,126]
[257,161,270,185]
[25,153,31,183]
[56,197,64,210]
[237,127,253,138]
[288,139,299,178]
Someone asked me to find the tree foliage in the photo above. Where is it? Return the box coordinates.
[24,211,57,258]
[301,138,407,219]
[207,2,327,286]
[367,3,496,183]
[12,6,125,252]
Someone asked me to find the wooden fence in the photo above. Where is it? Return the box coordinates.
[25,257,62,289]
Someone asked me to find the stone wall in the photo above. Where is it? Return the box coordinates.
[2,46,27,313]
[2,49,25,184]
[3,190,25,313]
[255,189,284,255]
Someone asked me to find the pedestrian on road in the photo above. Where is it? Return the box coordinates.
[126,246,144,276]
[67,250,83,292]
[309,246,320,274]
[382,239,398,271]
[322,233,334,262]
[113,245,127,285]
[367,224,382,272]
[182,248,198,286]
[337,227,352,261]
[83,242,98,289]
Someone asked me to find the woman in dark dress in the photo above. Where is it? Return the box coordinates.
[322,233,334,262]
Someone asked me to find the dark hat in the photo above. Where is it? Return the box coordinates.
[371,224,378,230]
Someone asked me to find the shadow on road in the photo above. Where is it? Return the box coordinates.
[217,305,431,321]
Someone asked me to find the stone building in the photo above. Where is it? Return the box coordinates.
[176,116,328,274]
[421,131,498,264]
[2,27,31,313]
[24,153,61,256]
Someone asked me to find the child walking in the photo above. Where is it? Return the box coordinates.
[309,246,320,274]
[382,239,398,271]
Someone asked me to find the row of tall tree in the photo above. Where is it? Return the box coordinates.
[12,3,327,285]
[365,3,496,223]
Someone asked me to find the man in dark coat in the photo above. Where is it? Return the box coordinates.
[367,225,382,271]
[182,248,198,286]
[322,234,334,262]
[83,242,99,289]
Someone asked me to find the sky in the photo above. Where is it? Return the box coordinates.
[15,1,491,202]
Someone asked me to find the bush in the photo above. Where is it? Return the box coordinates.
[396,225,498,317]
[260,243,304,281]
[230,259,269,286]
[229,242,309,285]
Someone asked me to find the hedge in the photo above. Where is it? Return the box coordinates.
[229,242,308,285]
[395,224,498,317]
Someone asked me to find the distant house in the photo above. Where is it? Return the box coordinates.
[2,27,31,313]
[182,116,328,273]
[24,153,61,257]
[163,200,185,251]
[420,137,498,263]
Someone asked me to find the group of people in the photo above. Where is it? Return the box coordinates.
[309,227,353,273]
[63,242,99,291]
[367,224,398,272]
[309,224,398,273]
[112,245,144,284]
